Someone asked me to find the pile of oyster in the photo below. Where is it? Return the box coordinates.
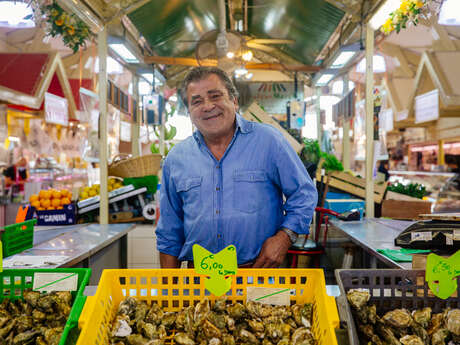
[347,289,460,345]
[110,297,316,345]
[0,290,73,345]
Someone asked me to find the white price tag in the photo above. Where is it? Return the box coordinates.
[446,235,454,246]
[33,273,78,292]
[247,287,291,306]
[411,232,432,242]
[453,230,460,241]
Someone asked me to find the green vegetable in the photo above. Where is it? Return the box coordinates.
[301,139,321,165]
[387,182,427,199]
[320,152,344,172]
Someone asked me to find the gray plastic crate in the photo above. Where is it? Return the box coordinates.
[335,269,460,345]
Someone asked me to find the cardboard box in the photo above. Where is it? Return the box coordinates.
[381,199,432,220]
[33,204,76,226]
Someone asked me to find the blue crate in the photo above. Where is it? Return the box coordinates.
[32,204,76,226]
[324,198,365,220]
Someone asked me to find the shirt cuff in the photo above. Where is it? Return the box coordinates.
[281,216,311,235]
[156,240,182,258]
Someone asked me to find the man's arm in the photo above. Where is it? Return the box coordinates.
[155,161,186,268]
[253,132,318,268]
[160,252,181,268]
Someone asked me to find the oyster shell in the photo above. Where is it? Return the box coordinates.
[292,327,315,345]
[383,309,413,328]
[222,334,236,345]
[227,303,247,319]
[145,303,164,325]
[400,335,424,345]
[118,297,138,318]
[347,289,370,310]
[431,328,449,345]
[412,308,432,328]
[174,332,196,345]
[446,308,460,338]
[127,333,149,345]
[12,329,39,344]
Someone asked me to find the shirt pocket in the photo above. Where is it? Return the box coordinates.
[233,170,268,213]
[176,177,202,207]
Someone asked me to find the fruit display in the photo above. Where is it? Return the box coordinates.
[78,178,124,201]
[29,189,72,211]
[110,296,316,345]
[347,289,460,345]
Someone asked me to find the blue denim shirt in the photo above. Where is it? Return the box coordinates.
[156,114,317,265]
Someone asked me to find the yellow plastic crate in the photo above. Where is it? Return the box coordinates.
[77,269,339,345]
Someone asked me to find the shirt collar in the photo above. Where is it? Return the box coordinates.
[193,113,254,145]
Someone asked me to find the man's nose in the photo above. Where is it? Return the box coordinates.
[202,97,215,111]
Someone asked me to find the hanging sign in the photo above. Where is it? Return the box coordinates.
[287,101,306,129]
[425,250,460,299]
[143,93,164,125]
[249,82,302,114]
[379,108,394,132]
[120,121,131,142]
[44,92,68,126]
[396,110,409,121]
[415,89,439,124]
[193,244,238,297]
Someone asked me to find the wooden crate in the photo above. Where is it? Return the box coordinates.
[316,170,388,204]
[242,103,303,153]
[381,199,432,220]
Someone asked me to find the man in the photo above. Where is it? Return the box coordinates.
[156,67,317,268]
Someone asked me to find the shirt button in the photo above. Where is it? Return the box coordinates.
[216,187,220,191]
[216,210,220,214]
[217,234,222,239]
[216,165,220,169]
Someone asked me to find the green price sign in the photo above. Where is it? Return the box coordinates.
[426,250,460,299]
[192,244,238,297]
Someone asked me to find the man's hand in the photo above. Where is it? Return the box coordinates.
[252,230,292,268]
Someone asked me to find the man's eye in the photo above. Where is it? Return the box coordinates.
[192,99,202,105]
[210,94,221,100]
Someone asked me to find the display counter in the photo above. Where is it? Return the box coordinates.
[3,223,136,284]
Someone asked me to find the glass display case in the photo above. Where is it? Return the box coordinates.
[388,171,456,203]
[433,173,460,213]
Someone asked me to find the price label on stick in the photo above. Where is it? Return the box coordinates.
[426,250,460,299]
[193,244,238,297]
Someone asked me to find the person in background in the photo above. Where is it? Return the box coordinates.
[156,67,317,269]
[378,160,390,181]
[3,157,28,192]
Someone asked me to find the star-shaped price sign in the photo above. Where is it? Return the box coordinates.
[426,250,460,299]
[192,244,238,297]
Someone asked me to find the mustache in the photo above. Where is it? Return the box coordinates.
[202,111,222,120]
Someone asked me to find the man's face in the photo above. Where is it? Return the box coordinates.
[186,74,238,140]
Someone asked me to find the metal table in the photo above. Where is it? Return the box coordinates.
[330,218,415,269]
[3,223,136,284]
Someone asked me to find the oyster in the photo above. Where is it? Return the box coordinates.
[238,329,259,344]
[37,294,54,313]
[138,321,155,339]
[43,327,63,345]
[23,291,40,308]
[32,309,47,323]
[227,303,247,319]
[145,303,164,325]
[200,319,222,339]
[347,289,370,310]
[213,297,227,312]
[12,329,39,344]
[118,297,138,318]
[208,311,227,330]
[15,315,33,333]
[383,309,413,329]
[248,319,264,333]
[410,320,429,344]
[161,312,176,329]
[225,315,236,331]
[376,321,401,345]
[0,320,16,338]
[292,327,315,345]
[222,334,236,345]
[428,313,444,336]
[209,338,222,345]
[265,321,284,341]
[247,301,271,318]
[134,301,149,324]
[400,335,424,345]
[112,315,132,337]
[445,308,460,341]
[194,299,210,325]
[174,332,196,345]
[431,328,449,345]
[127,333,149,345]
[412,308,432,328]
[0,309,10,328]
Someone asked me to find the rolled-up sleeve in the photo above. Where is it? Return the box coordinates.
[155,160,185,257]
[273,136,318,235]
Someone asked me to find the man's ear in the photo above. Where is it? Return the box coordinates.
[232,97,239,111]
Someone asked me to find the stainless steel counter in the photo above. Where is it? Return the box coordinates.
[330,218,415,269]
[4,223,136,284]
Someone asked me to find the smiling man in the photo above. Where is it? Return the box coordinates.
[156,67,317,268]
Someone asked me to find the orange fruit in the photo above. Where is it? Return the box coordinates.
[47,207,55,211]
[61,197,71,205]
[52,191,62,199]
[42,190,52,199]
[29,194,39,203]
[38,207,45,211]
[31,201,41,209]
[61,189,69,197]
[39,190,47,199]
[40,199,51,209]
[57,206,64,210]
[51,198,61,208]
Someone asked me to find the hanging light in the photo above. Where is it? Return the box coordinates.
[234,67,248,77]
[245,72,253,80]
[242,50,253,62]
[226,52,235,59]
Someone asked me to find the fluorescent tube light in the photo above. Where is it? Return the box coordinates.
[109,43,139,63]
[316,74,334,86]
[438,0,460,26]
[331,51,356,68]
[369,0,401,30]
[141,73,163,85]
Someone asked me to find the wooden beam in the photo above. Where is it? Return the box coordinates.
[247,39,295,45]
[245,63,321,72]
[246,42,277,53]
[431,17,457,51]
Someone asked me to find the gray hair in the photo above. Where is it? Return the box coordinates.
[180,67,239,109]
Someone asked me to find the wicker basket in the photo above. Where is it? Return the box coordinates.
[108,154,162,178]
